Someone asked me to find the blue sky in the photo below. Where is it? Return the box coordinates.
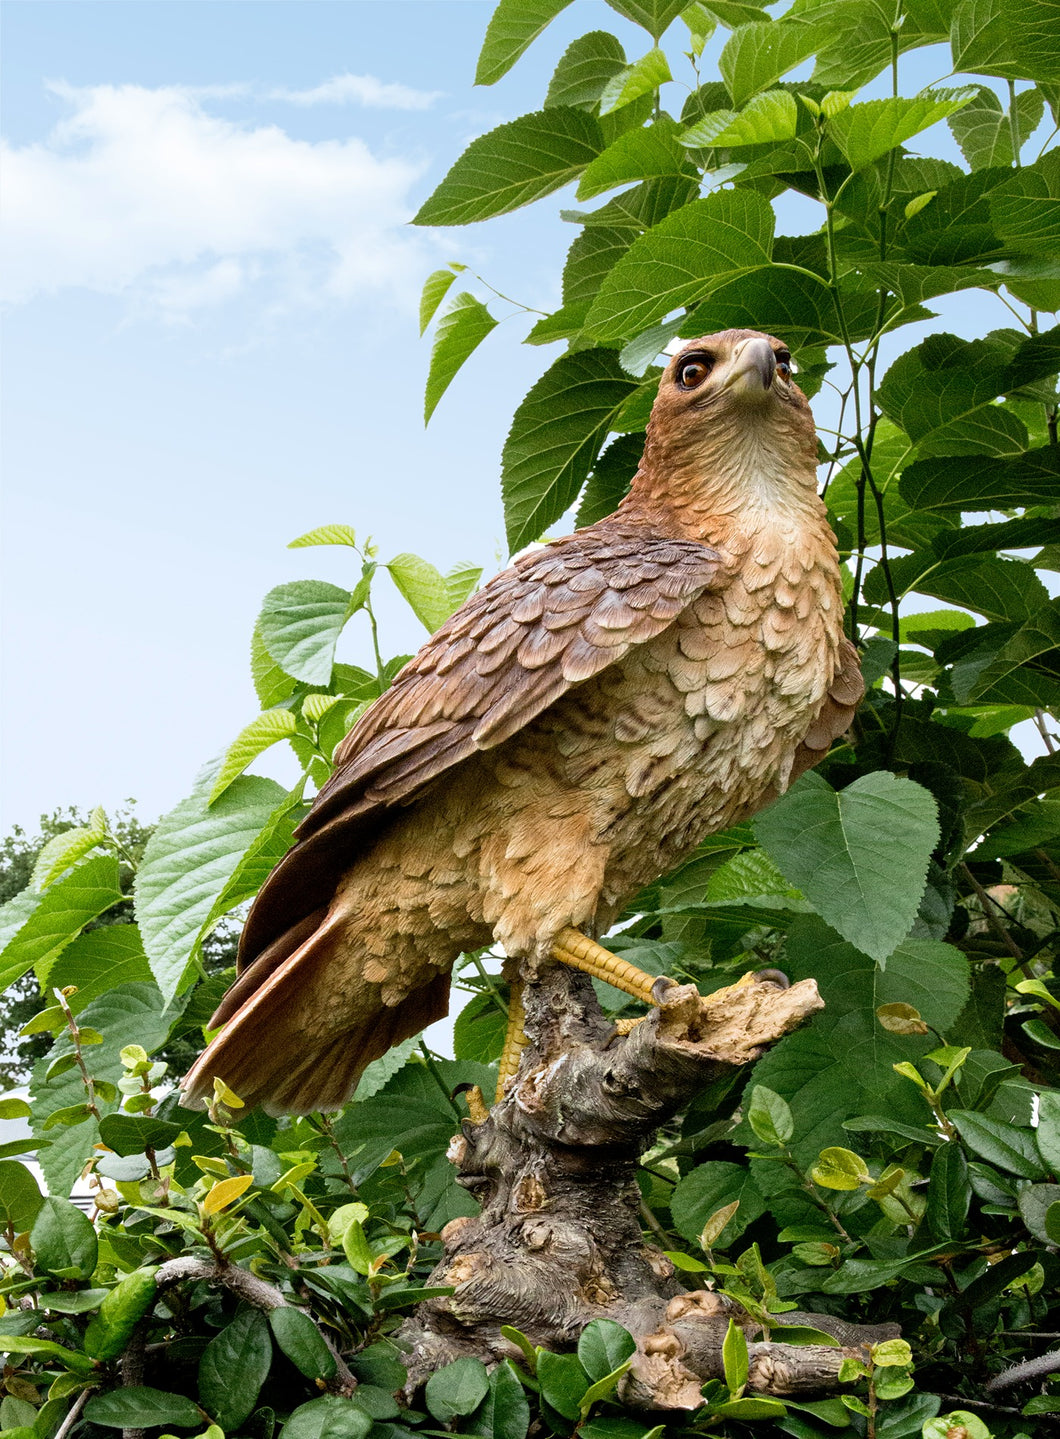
[1,1,1037,833]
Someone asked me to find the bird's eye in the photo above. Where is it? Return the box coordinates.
[677,356,712,389]
[776,350,792,381]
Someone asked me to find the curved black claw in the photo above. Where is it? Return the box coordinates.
[651,974,680,1004]
[753,967,791,990]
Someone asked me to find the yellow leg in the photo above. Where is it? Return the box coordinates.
[495,976,528,1102]
[551,927,665,1005]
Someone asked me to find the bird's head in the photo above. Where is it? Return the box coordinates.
[634,329,818,521]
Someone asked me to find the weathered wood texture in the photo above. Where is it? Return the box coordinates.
[399,963,895,1410]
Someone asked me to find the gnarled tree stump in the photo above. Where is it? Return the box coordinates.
[399,961,897,1410]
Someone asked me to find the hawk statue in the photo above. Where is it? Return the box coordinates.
[183,330,862,1115]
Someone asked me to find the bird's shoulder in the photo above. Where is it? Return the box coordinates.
[302,521,721,834]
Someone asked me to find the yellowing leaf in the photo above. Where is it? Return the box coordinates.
[876,1002,929,1034]
[811,1147,871,1191]
[212,1077,245,1109]
[700,1199,740,1247]
[203,1173,254,1213]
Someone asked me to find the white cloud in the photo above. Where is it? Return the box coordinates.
[271,73,441,109]
[0,82,431,313]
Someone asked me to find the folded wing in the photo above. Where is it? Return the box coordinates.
[227,523,722,1010]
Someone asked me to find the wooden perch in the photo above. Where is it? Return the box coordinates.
[398,960,884,1410]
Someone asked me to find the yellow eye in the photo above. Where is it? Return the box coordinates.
[677,357,712,389]
[776,353,792,381]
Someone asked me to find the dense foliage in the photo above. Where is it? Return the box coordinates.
[2,3,1059,1438]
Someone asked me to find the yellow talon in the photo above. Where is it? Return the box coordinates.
[495,976,528,1102]
[551,927,661,1005]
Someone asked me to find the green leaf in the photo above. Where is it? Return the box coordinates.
[258,579,353,685]
[951,0,1060,85]
[199,1308,272,1431]
[209,709,298,805]
[578,1320,636,1382]
[1017,1181,1060,1243]
[1037,1088,1060,1170]
[287,523,359,549]
[948,84,1045,169]
[829,90,976,172]
[671,1160,767,1243]
[475,1361,531,1439]
[501,348,641,551]
[0,887,42,959]
[250,622,296,708]
[426,1357,490,1423]
[756,771,940,963]
[48,924,152,1011]
[546,31,627,109]
[747,1084,794,1147]
[576,433,643,525]
[85,1388,207,1429]
[135,769,286,1003]
[30,1195,98,1279]
[0,1334,95,1374]
[578,119,694,200]
[949,1110,1047,1178]
[0,854,124,991]
[414,108,603,226]
[719,21,817,107]
[445,561,482,613]
[900,445,1060,511]
[0,1399,36,1431]
[537,1350,591,1421]
[991,149,1060,253]
[475,0,575,85]
[200,782,305,932]
[792,0,904,91]
[605,0,689,39]
[877,333,1029,459]
[680,88,798,147]
[98,1114,182,1157]
[684,265,859,349]
[0,1159,44,1231]
[268,1306,336,1381]
[420,268,459,334]
[281,1397,372,1439]
[425,293,498,422]
[749,919,969,1164]
[599,47,671,116]
[388,552,464,632]
[722,1318,749,1394]
[32,807,107,891]
[453,991,507,1063]
[584,189,775,341]
[704,847,805,908]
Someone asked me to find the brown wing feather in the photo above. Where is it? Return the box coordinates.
[236,522,720,976]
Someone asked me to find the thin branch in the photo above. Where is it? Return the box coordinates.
[154,1256,357,1396]
[960,862,1027,968]
[985,1346,1060,1392]
[53,1389,91,1439]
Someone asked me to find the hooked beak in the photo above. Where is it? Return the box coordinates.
[724,337,776,396]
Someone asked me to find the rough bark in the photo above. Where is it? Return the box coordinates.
[399,961,894,1410]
